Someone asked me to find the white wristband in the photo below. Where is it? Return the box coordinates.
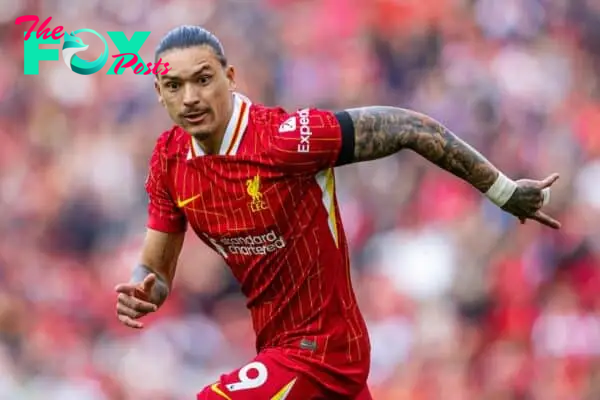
[542,187,550,206]
[485,173,518,207]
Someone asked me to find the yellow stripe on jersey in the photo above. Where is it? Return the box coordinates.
[325,168,339,247]
[270,378,297,400]
[210,383,232,400]
[190,137,196,158]
[315,168,339,247]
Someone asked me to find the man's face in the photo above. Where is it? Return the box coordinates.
[155,45,235,141]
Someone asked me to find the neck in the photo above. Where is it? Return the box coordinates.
[196,134,222,155]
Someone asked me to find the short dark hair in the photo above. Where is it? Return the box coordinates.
[154,25,227,67]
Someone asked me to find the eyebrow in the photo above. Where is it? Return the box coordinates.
[160,64,213,80]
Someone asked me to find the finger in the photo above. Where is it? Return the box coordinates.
[116,302,143,319]
[114,283,137,295]
[117,314,144,329]
[117,293,157,313]
[118,293,157,312]
[142,273,156,293]
[530,210,561,229]
[539,173,559,189]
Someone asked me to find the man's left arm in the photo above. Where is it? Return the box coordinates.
[340,106,560,228]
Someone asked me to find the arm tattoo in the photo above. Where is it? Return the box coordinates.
[131,264,170,306]
[347,106,499,193]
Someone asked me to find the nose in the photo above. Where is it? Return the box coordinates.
[182,83,200,107]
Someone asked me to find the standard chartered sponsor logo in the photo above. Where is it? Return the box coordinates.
[207,230,286,257]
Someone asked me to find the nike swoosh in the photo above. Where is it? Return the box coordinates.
[210,383,232,400]
[176,194,201,208]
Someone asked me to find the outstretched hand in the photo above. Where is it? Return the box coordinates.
[115,274,159,329]
[502,173,561,229]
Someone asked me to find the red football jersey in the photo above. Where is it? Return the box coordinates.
[145,92,370,396]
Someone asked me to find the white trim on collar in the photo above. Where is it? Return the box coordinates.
[187,92,252,159]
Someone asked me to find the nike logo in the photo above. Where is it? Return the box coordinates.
[210,383,232,400]
[176,194,201,208]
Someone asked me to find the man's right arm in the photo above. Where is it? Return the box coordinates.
[131,228,185,307]
[116,135,188,328]
[115,229,184,329]
[137,135,188,305]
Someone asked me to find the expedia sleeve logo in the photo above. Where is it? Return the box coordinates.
[277,109,312,153]
[296,108,312,153]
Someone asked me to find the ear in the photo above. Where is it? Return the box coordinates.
[225,65,236,91]
[154,79,165,107]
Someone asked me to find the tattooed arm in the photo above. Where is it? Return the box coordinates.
[347,106,497,192]
[342,106,561,228]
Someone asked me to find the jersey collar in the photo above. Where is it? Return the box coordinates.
[188,92,251,159]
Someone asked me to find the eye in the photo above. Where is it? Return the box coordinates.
[165,81,180,90]
[198,75,212,85]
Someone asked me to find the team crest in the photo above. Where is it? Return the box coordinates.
[246,175,268,212]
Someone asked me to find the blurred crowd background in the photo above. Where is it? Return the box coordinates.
[1,0,600,398]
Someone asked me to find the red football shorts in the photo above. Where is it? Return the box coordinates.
[196,349,372,400]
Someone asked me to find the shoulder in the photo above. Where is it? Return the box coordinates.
[240,103,287,152]
[147,126,189,179]
[248,103,288,131]
[248,103,340,131]
[247,103,341,145]
[151,125,190,160]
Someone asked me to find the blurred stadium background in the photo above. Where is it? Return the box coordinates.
[1,0,600,398]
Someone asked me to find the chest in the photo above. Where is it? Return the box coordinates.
[168,157,299,236]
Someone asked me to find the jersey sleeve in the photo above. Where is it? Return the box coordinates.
[144,140,187,233]
[268,108,355,173]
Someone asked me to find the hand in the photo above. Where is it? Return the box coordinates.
[502,173,561,229]
[115,274,159,329]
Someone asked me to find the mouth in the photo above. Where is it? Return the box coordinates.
[182,111,208,124]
